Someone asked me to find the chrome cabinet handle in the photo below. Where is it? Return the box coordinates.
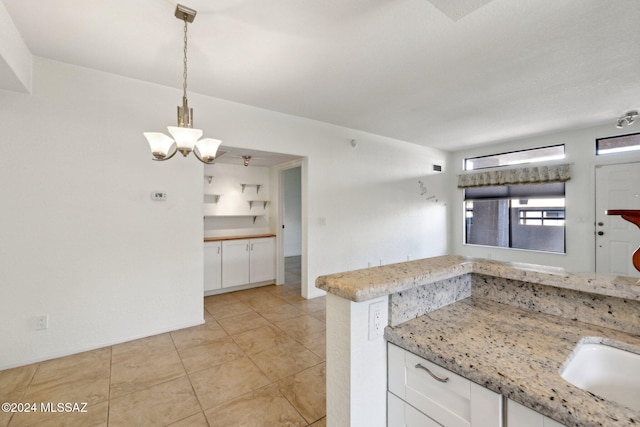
[415,364,449,383]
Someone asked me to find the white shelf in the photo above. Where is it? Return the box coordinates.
[204,194,222,204]
[248,200,269,209]
[240,184,261,194]
[204,214,265,224]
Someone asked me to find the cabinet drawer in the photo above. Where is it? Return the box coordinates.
[388,392,441,427]
[388,343,501,427]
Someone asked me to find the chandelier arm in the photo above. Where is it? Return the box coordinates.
[193,148,216,165]
[152,144,179,162]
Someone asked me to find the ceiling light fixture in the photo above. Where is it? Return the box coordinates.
[242,156,252,167]
[616,110,638,129]
[143,4,222,164]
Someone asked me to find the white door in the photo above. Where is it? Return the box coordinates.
[595,162,640,277]
[250,237,276,283]
[204,242,222,292]
[222,239,250,288]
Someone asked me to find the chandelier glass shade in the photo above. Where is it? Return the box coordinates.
[143,4,221,164]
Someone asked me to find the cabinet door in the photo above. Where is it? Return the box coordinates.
[204,242,222,292]
[222,239,250,288]
[249,237,276,283]
[507,399,566,427]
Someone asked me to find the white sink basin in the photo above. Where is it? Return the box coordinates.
[560,341,640,411]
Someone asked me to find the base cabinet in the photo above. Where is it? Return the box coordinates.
[388,343,501,427]
[507,399,566,427]
[221,237,276,289]
[203,241,222,292]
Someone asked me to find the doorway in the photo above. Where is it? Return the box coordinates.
[594,162,640,277]
[283,166,302,285]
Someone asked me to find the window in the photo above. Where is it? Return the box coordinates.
[464,145,565,171]
[596,132,640,155]
[464,183,565,253]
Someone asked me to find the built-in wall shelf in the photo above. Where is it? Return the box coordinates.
[241,184,261,194]
[204,214,264,224]
[204,194,222,204]
[248,200,269,209]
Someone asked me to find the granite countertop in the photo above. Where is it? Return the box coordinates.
[385,297,640,427]
[204,233,276,242]
[315,254,640,302]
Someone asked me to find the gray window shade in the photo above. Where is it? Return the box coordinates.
[464,183,565,200]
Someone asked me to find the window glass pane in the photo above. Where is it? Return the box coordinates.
[596,132,640,155]
[464,145,565,170]
[464,195,565,253]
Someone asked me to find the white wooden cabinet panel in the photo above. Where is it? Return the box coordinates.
[203,241,222,292]
[249,237,276,283]
[388,343,500,427]
[388,392,441,427]
[221,239,250,288]
[507,399,566,427]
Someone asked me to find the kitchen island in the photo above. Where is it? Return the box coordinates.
[316,255,640,426]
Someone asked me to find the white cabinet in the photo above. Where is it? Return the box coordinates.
[507,399,566,427]
[221,237,275,288]
[388,343,501,427]
[249,237,276,283]
[222,239,251,288]
[203,241,222,292]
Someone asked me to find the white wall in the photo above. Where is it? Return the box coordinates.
[203,163,272,237]
[283,166,302,257]
[0,57,450,368]
[450,124,640,272]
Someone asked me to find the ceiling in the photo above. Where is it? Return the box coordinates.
[3,0,640,151]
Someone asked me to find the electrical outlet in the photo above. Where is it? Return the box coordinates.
[37,314,49,330]
[368,301,387,340]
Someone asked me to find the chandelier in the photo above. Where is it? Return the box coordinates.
[143,4,222,164]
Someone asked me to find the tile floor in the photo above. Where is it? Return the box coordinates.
[0,257,326,426]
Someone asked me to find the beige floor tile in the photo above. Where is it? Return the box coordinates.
[0,363,38,401]
[231,325,297,355]
[166,411,209,427]
[297,331,326,359]
[170,319,228,351]
[204,384,307,427]
[309,417,327,427]
[309,309,326,323]
[190,357,271,410]
[31,348,111,386]
[232,288,274,301]
[242,294,290,311]
[204,300,253,320]
[256,303,304,323]
[289,297,326,314]
[276,290,306,303]
[216,311,271,336]
[178,336,245,374]
[21,400,109,427]
[110,333,175,365]
[275,315,326,341]
[249,341,323,382]
[276,363,326,424]
[204,292,239,304]
[108,376,201,427]
[110,347,185,398]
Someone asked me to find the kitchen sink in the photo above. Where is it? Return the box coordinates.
[560,341,640,411]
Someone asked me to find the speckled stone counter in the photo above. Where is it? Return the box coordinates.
[385,297,640,426]
[315,255,640,303]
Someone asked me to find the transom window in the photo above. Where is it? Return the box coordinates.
[464,145,565,171]
[596,132,640,155]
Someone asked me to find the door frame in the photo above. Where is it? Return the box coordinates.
[275,158,308,296]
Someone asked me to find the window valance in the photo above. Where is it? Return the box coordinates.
[457,163,571,188]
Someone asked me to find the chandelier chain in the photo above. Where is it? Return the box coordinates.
[182,15,188,98]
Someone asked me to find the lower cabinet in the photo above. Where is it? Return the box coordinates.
[220,237,276,289]
[507,399,566,427]
[203,241,222,292]
[388,343,568,427]
[388,343,501,427]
